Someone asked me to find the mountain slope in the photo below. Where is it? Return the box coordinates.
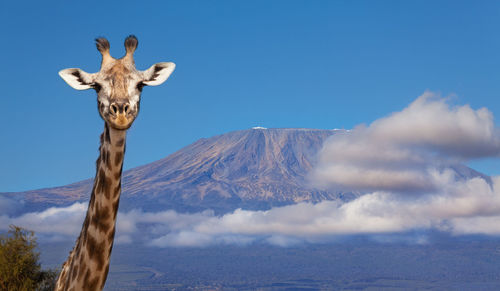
[7,128,351,214]
[3,127,489,214]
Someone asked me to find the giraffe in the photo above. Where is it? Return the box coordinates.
[54,35,175,291]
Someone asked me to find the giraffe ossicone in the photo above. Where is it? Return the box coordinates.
[55,35,175,291]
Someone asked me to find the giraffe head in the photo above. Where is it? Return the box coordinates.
[59,35,175,130]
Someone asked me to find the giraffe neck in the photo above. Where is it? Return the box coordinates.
[55,124,126,291]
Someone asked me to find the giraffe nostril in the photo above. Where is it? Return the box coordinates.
[110,104,118,115]
[124,104,130,114]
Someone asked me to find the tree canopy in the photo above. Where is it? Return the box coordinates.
[0,225,57,291]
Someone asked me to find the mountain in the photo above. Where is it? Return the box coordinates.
[2,127,489,215]
[5,128,354,214]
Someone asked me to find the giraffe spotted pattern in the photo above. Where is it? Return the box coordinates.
[55,35,175,291]
[55,124,125,290]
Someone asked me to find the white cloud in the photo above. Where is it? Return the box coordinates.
[311,92,500,192]
[0,203,86,238]
[370,93,500,157]
[1,173,500,247]
[150,231,215,247]
[128,173,500,246]
[448,216,500,235]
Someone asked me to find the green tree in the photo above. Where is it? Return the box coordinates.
[36,268,58,291]
[0,225,58,291]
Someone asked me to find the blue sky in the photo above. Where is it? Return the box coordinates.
[1,1,500,192]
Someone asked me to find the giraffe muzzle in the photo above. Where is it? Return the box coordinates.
[108,102,135,130]
[109,102,131,115]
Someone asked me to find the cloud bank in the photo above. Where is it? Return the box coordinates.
[0,203,87,242]
[2,173,500,247]
[311,92,500,192]
[2,93,500,247]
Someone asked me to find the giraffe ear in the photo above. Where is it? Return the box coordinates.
[59,68,95,90]
[141,62,176,86]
